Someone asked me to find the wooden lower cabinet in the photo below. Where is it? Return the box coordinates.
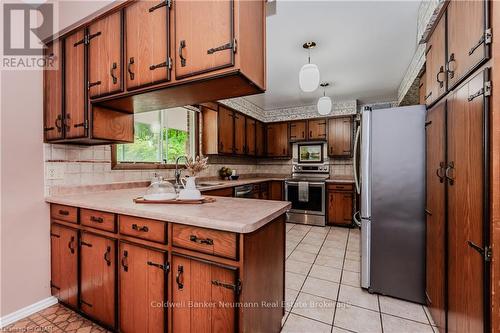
[269,181,284,201]
[119,242,167,333]
[50,224,78,308]
[172,255,237,333]
[80,232,116,328]
[327,185,354,226]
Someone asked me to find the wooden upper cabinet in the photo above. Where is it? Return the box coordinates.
[266,122,289,157]
[88,11,123,98]
[50,224,78,308]
[218,106,234,154]
[174,0,234,79]
[125,0,170,90]
[246,117,256,156]
[446,0,488,89]
[328,117,353,157]
[44,40,63,141]
[308,119,327,140]
[64,29,87,139]
[119,242,166,333]
[289,121,306,142]
[234,112,245,155]
[425,15,446,106]
[80,232,116,328]
[255,121,265,157]
[172,255,237,333]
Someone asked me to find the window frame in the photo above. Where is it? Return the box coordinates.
[111,111,199,170]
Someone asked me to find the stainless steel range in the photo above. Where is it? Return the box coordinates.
[285,143,329,226]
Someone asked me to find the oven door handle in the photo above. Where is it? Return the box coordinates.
[235,189,253,196]
[285,181,325,186]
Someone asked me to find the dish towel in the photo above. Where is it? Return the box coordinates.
[298,182,309,202]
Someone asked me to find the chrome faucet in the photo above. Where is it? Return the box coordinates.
[174,155,188,190]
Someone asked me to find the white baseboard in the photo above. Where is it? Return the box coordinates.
[0,296,58,328]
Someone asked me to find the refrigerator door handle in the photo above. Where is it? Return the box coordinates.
[353,125,361,194]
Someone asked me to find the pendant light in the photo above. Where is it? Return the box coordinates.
[299,42,320,92]
[317,82,332,115]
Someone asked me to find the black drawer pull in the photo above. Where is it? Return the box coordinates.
[190,235,213,245]
[58,209,69,216]
[110,62,117,84]
[90,216,104,223]
[132,224,149,232]
[150,61,167,71]
[176,265,184,289]
[104,246,111,266]
[121,250,128,272]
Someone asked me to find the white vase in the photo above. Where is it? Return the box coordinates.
[178,176,202,200]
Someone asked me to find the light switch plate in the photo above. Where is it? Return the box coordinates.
[46,164,65,180]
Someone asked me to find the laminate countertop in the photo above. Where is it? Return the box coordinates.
[46,187,291,234]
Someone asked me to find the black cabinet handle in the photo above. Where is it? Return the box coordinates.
[436,162,446,183]
[55,115,62,133]
[176,265,184,289]
[104,246,111,266]
[189,235,214,245]
[68,236,75,254]
[58,209,69,216]
[445,161,455,185]
[90,216,103,223]
[447,53,456,79]
[436,66,444,88]
[121,250,128,272]
[179,40,186,67]
[110,62,117,84]
[132,224,149,232]
[128,57,135,80]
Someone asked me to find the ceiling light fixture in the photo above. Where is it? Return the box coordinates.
[317,82,332,115]
[299,41,320,92]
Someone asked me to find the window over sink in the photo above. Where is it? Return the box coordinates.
[112,107,198,169]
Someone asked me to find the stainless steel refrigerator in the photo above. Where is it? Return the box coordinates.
[354,105,426,303]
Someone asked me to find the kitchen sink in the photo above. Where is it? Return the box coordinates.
[197,182,225,187]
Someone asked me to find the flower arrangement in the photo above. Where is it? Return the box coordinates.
[185,156,209,177]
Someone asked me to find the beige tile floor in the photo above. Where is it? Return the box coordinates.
[3,224,436,333]
[281,223,437,333]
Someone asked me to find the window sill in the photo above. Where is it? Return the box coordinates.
[111,162,187,170]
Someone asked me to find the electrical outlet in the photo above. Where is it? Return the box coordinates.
[46,164,65,180]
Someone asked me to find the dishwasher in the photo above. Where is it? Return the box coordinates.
[234,184,260,198]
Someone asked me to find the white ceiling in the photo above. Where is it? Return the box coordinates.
[243,0,421,111]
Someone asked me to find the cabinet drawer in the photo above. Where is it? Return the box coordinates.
[119,215,167,244]
[50,204,78,224]
[80,209,116,232]
[327,183,354,191]
[172,224,237,260]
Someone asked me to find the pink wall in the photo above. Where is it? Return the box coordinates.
[0,0,116,318]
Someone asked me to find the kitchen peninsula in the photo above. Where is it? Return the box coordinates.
[46,187,290,333]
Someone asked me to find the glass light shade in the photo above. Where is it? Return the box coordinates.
[317,96,332,115]
[299,63,320,92]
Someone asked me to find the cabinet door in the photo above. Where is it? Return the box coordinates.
[50,224,78,308]
[88,11,123,98]
[44,40,63,141]
[425,100,446,332]
[172,255,237,332]
[255,121,265,157]
[447,71,486,333]
[269,181,283,201]
[447,0,488,89]
[425,15,446,105]
[328,117,353,157]
[267,123,289,157]
[245,117,256,156]
[174,0,234,79]
[64,29,87,139]
[289,121,306,142]
[125,0,170,90]
[327,191,353,225]
[234,112,246,155]
[119,242,166,333]
[218,106,234,154]
[308,119,327,140]
[80,232,116,328]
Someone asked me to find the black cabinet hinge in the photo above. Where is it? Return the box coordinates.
[468,241,492,262]
[468,81,491,101]
[211,278,242,296]
[147,261,170,272]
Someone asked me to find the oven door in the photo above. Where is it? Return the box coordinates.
[285,181,325,215]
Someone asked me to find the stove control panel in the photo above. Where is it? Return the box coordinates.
[292,164,329,173]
